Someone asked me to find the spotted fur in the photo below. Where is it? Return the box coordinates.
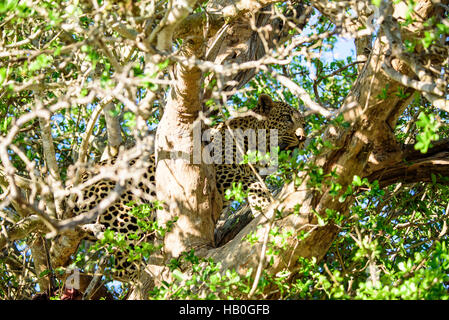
[71,95,305,280]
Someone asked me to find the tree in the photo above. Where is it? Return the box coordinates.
[0,0,448,300]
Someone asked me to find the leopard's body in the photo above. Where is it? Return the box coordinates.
[71,95,305,280]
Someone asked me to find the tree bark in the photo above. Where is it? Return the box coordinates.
[155,41,221,260]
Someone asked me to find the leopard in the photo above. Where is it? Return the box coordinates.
[70,94,306,281]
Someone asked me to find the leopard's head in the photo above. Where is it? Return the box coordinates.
[255,94,306,151]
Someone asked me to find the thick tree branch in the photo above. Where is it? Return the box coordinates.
[368,139,449,187]
[37,100,64,219]
[102,102,123,159]
[154,40,221,260]
[0,166,39,193]
[275,73,333,117]
[153,0,199,51]
[0,216,46,250]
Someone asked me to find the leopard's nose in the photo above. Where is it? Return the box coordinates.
[295,127,306,142]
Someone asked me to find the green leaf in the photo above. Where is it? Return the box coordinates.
[317,214,326,226]
[39,270,51,278]
[0,68,6,85]
[353,175,362,187]
[29,54,53,72]
[414,112,440,153]
[436,23,449,34]
[431,173,437,185]
[0,0,18,13]
[157,59,170,70]
[422,31,436,48]
[172,269,186,282]
[371,0,381,8]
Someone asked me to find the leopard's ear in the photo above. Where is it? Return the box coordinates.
[256,94,274,116]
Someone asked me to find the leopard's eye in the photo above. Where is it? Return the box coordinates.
[283,114,294,124]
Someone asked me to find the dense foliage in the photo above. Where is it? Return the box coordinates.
[0,0,448,299]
